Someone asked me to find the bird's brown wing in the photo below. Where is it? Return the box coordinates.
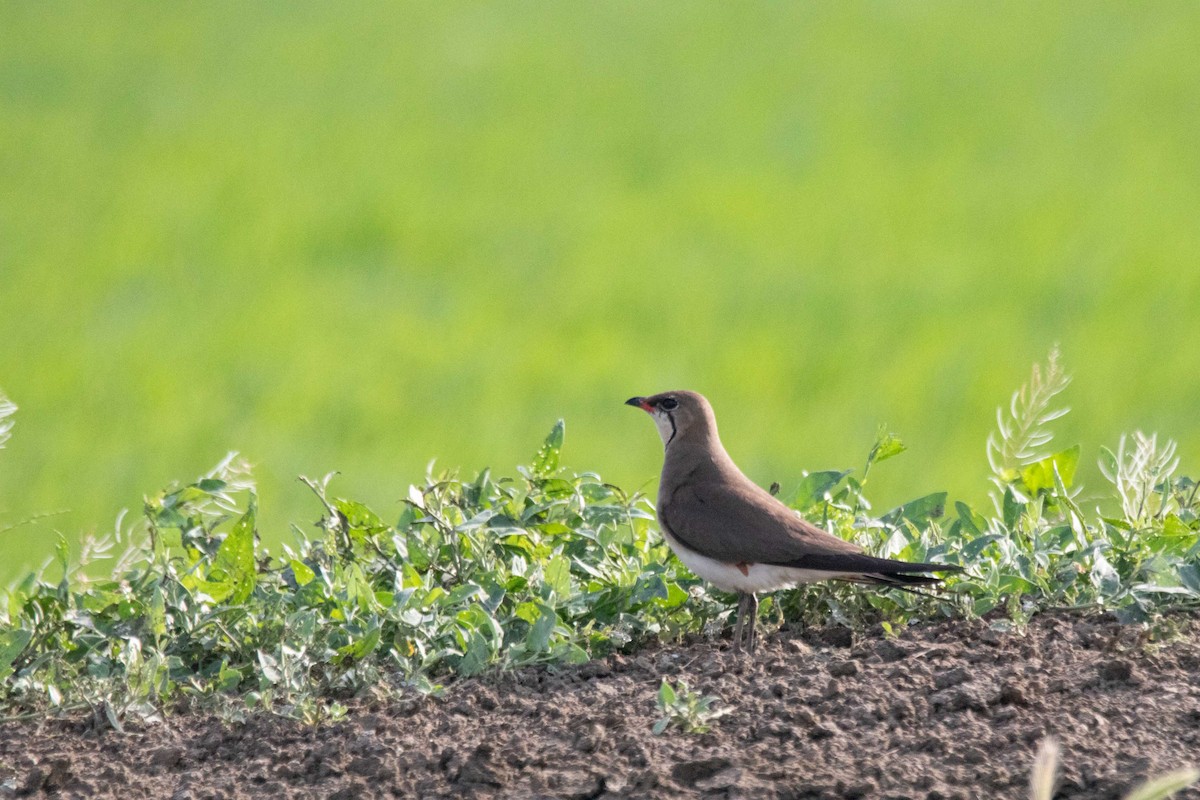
[660,478,862,565]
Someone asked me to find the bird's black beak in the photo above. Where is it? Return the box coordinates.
[626,396,653,412]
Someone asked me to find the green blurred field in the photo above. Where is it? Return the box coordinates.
[2,3,1199,583]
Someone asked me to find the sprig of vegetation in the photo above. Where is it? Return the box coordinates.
[0,354,1197,724]
[0,390,15,451]
[1029,737,1198,800]
[1100,432,1184,528]
[987,346,1072,494]
[653,678,729,735]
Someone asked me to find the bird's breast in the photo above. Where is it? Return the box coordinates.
[659,528,838,594]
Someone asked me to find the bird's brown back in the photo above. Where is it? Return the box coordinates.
[657,432,863,565]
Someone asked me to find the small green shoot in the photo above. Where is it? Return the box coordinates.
[652,678,730,735]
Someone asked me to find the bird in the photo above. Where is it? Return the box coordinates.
[625,390,960,653]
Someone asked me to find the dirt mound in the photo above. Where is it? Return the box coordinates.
[3,613,1199,799]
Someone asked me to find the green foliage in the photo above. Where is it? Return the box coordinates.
[653,679,729,735]
[800,352,1200,626]
[0,423,713,722]
[963,353,1200,623]
[1,355,1198,725]
[775,352,1200,627]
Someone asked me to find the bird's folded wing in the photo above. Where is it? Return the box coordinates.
[662,480,861,565]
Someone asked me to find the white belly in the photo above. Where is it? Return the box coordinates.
[662,530,841,594]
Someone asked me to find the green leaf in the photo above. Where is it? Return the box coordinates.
[1114,602,1151,624]
[661,581,690,609]
[1021,445,1081,494]
[289,559,316,587]
[350,625,382,660]
[885,492,947,526]
[531,420,566,478]
[526,604,557,652]
[257,650,281,685]
[789,470,851,510]
[544,554,571,598]
[955,501,985,537]
[211,497,258,604]
[334,498,390,536]
[962,533,1003,562]
[217,660,243,692]
[973,596,1000,616]
[1176,565,1200,594]
[0,629,32,682]
[1091,550,1122,597]
[147,582,167,638]
[557,642,589,664]
[657,679,677,706]
[998,574,1036,595]
[458,631,491,677]
[105,703,124,733]
[513,601,540,624]
[1162,514,1193,537]
[1003,486,1025,529]
[630,575,669,606]
[445,583,483,606]
[867,427,907,468]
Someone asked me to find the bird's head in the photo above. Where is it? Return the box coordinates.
[625,390,717,449]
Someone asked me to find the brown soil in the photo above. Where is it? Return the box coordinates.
[3,613,1199,800]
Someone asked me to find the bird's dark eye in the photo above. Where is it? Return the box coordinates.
[659,397,679,411]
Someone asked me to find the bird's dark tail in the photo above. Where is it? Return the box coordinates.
[784,552,962,583]
[854,577,948,601]
[858,571,945,587]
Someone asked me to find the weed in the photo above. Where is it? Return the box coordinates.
[987,345,1072,499]
[1029,737,1197,800]
[652,679,730,735]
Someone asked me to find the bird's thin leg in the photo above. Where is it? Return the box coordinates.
[745,593,759,654]
[732,593,747,652]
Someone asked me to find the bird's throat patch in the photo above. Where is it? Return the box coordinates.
[735,562,751,576]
